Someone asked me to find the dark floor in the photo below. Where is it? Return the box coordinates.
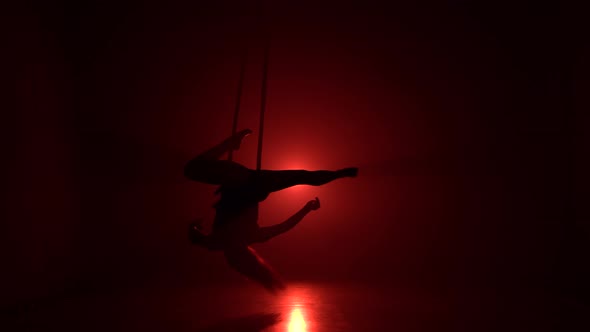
[2,281,587,332]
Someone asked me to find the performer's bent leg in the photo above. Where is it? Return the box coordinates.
[184,159,252,185]
[184,129,252,185]
[254,167,358,194]
[192,129,252,161]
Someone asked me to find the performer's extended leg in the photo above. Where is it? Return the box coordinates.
[184,130,253,185]
[254,167,358,194]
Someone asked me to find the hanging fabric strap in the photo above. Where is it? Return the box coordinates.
[256,38,270,171]
[226,32,270,170]
[228,48,248,162]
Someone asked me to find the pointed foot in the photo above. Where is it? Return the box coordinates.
[229,129,253,150]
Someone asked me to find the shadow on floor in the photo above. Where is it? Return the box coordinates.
[196,312,282,332]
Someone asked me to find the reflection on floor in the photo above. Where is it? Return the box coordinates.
[288,308,306,332]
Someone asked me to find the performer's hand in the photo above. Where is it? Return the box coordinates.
[306,197,321,211]
[191,218,204,231]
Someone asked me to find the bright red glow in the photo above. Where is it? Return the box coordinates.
[280,284,313,332]
[288,308,307,332]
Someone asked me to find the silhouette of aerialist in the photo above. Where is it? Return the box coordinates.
[185,129,358,293]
